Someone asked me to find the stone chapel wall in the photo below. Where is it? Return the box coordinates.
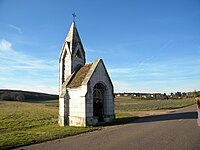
[85,61,115,125]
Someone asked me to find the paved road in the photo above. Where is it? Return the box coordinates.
[17,105,200,150]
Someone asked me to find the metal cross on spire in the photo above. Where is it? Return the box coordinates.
[72,13,76,22]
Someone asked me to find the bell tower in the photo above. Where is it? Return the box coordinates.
[59,20,86,93]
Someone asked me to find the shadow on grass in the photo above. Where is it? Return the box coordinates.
[135,111,197,123]
[95,117,139,127]
[96,111,197,126]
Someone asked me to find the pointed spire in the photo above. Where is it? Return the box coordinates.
[66,13,79,45]
[65,21,83,54]
[66,21,76,43]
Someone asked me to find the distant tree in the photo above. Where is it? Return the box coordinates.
[162,93,168,100]
[10,92,18,100]
[16,94,25,101]
[1,92,12,100]
[175,92,182,98]
[182,92,187,98]
[0,92,25,101]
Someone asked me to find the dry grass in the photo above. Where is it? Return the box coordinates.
[0,100,98,149]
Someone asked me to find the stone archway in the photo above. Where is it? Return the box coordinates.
[93,83,106,122]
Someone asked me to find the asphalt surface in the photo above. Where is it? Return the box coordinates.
[17,105,200,150]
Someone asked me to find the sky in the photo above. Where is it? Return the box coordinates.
[0,0,200,94]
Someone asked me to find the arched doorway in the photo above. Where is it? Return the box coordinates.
[93,83,105,122]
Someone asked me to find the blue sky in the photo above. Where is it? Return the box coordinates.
[0,0,200,94]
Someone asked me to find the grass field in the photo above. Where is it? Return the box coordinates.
[115,97,196,118]
[0,97,196,149]
[115,97,196,111]
[0,100,98,149]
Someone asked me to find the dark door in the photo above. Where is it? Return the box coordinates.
[93,84,104,122]
[93,98,103,122]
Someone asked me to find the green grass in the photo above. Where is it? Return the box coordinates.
[0,100,98,149]
[0,97,196,149]
[115,97,196,111]
[115,97,196,118]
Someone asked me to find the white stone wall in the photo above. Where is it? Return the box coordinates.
[59,61,63,96]
[84,60,115,126]
[58,93,69,126]
[68,86,87,126]
[58,97,65,126]
[59,46,71,96]
[64,53,72,80]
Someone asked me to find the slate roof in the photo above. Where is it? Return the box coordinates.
[67,63,93,88]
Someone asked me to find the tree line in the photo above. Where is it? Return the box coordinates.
[0,90,58,101]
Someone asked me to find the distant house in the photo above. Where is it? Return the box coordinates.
[123,93,128,97]
[116,94,121,97]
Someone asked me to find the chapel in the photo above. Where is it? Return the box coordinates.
[58,20,115,127]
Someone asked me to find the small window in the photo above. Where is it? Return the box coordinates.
[62,57,65,83]
[62,51,67,83]
[65,49,67,54]
[67,42,70,49]
[76,49,82,59]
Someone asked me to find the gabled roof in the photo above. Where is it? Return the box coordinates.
[82,59,114,88]
[66,59,113,89]
[67,63,93,88]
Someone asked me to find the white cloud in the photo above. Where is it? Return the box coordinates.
[0,39,58,94]
[0,39,57,72]
[1,83,58,95]
[108,68,132,74]
[1,38,199,94]
[85,47,107,53]
[138,56,154,66]
[0,77,9,81]
[109,56,200,93]
[8,24,23,34]
[0,39,12,52]
[50,45,57,49]
[113,81,136,93]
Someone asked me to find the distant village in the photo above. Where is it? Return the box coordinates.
[115,91,200,100]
